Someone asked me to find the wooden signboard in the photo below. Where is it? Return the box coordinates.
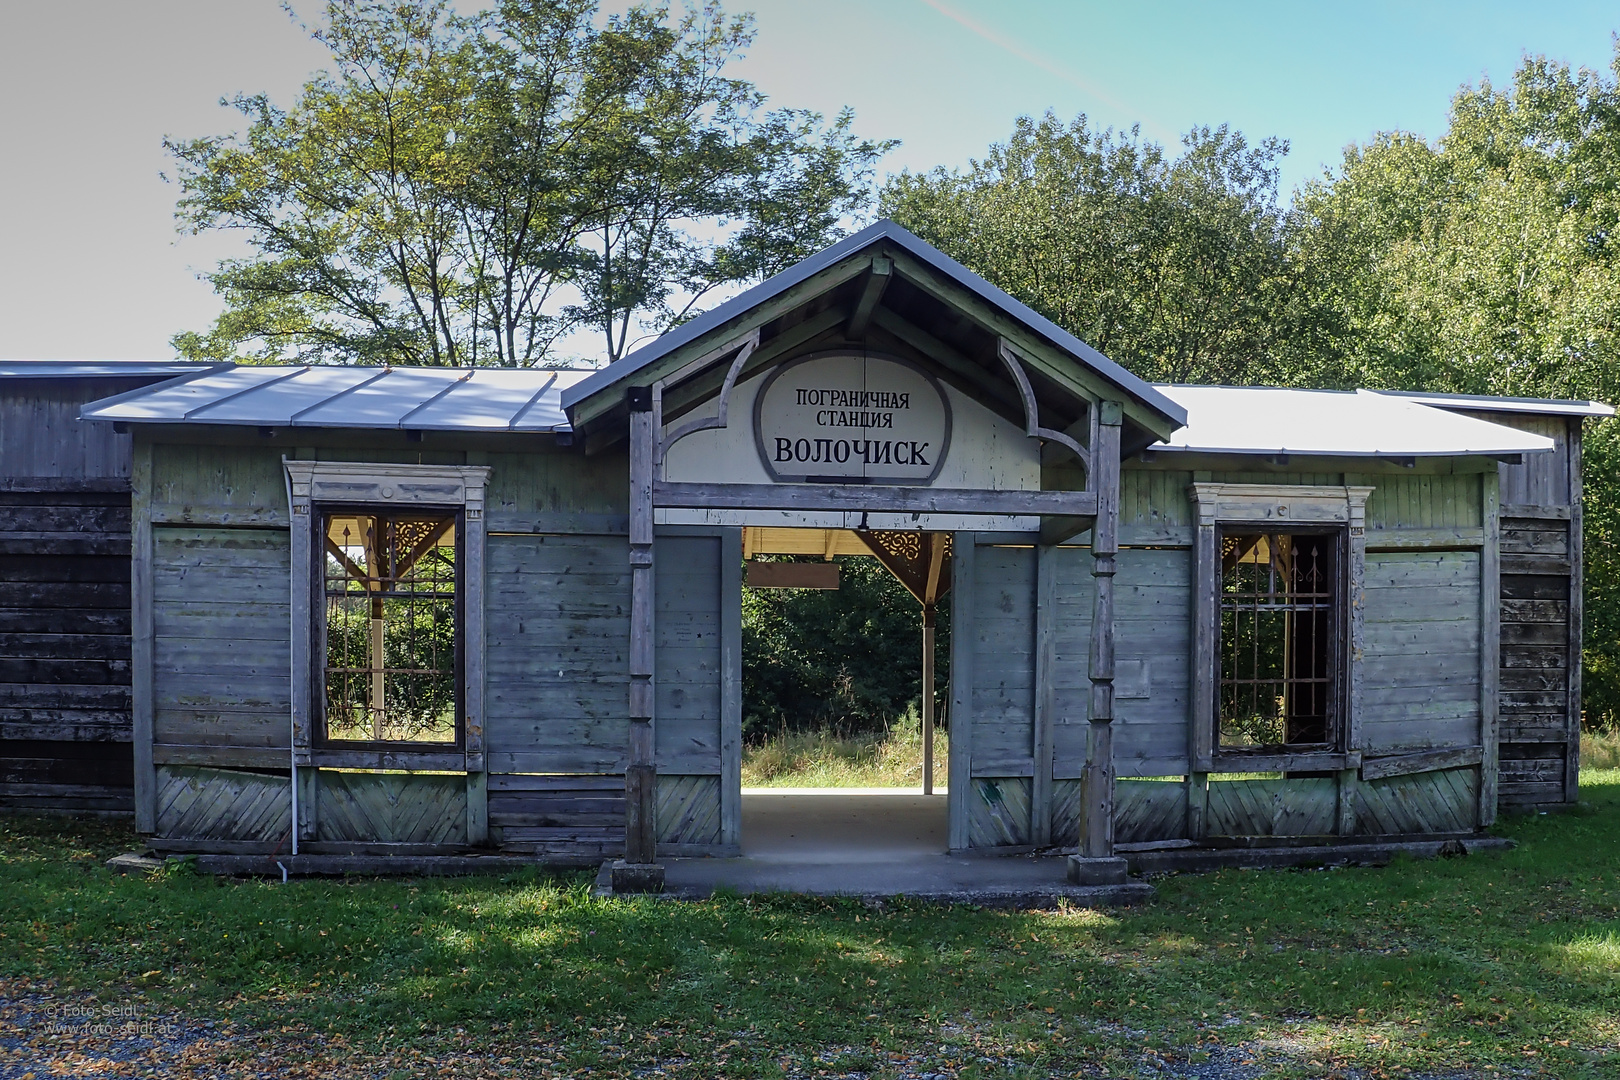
[752,352,951,485]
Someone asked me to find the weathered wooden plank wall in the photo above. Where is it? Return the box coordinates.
[654,533,723,775]
[967,776,1031,847]
[150,527,292,773]
[0,379,138,480]
[655,774,722,849]
[1,377,170,815]
[968,545,1037,781]
[1498,514,1573,805]
[485,449,629,532]
[488,773,623,858]
[484,533,629,774]
[0,487,133,813]
[1049,547,1191,780]
[1361,551,1483,753]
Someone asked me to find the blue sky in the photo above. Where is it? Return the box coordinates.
[1,0,1616,360]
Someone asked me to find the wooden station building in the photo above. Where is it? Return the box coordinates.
[7,222,1609,882]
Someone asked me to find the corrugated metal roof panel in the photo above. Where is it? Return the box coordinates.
[0,360,223,379]
[79,365,586,431]
[1152,386,1556,457]
[1370,389,1615,418]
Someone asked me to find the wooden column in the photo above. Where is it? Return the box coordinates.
[616,388,664,889]
[1031,543,1056,846]
[947,535,975,852]
[1479,470,1502,826]
[130,439,156,834]
[463,468,489,845]
[1565,419,1584,805]
[1070,402,1128,885]
[921,611,936,796]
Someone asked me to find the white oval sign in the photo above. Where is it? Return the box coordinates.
[753,352,951,484]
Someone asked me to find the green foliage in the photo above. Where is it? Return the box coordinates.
[882,113,1294,384]
[167,0,892,366]
[7,780,1620,1075]
[883,46,1620,728]
[1291,48,1620,727]
[740,556,946,741]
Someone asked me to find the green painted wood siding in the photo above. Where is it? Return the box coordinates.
[150,444,288,523]
[1360,474,1482,531]
[484,533,629,773]
[1051,547,1190,779]
[151,527,291,754]
[486,449,629,524]
[654,534,723,776]
[1362,550,1483,753]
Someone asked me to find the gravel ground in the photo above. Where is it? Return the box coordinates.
[0,982,1512,1079]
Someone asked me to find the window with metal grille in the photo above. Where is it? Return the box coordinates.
[320,510,460,745]
[1218,531,1339,751]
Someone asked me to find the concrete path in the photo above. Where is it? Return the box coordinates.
[658,789,1152,907]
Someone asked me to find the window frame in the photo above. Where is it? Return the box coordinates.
[314,503,466,751]
[284,461,489,774]
[1189,483,1373,772]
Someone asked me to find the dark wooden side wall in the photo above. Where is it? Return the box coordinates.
[1463,412,1584,807]
[0,378,159,815]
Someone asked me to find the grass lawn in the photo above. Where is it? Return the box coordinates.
[742,721,949,789]
[3,777,1619,1077]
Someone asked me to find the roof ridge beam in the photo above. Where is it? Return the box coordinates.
[846,257,892,338]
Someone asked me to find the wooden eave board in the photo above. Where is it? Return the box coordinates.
[561,219,1185,439]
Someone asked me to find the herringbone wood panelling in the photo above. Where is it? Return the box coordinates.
[316,771,467,845]
[155,765,290,841]
[1051,778,1189,847]
[1356,766,1477,835]
[656,774,720,847]
[968,777,1031,848]
[1206,777,1336,837]
[1115,780,1189,843]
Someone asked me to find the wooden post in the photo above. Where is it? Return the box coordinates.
[1565,418,1583,805]
[720,526,743,848]
[463,467,489,845]
[285,456,317,843]
[130,439,156,834]
[947,535,974,852]
[921,610,935,796]
[1032,543,1056,845]
[1069,402,1128,885]
[615,387,664,891]
[1479,470,1501,826]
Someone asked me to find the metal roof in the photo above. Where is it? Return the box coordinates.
[0,360,225,379]
[1369,389,1615,419]
[1152,386,1557,457]
[80,365,590,432]
[559,218,1189,429]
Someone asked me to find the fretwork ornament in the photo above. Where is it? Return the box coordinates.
[856,530,953,622]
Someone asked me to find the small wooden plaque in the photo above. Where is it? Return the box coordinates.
[745,561,839,589]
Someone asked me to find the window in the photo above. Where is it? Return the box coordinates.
[1218,531,1338,751]
[320,509,460,745]
[1189,483,1371,770]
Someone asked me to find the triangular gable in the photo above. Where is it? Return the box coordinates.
[561,220,1185,456]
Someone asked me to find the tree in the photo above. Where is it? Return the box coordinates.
[1292,47,1620,725]
[881,113,1293,384]
[167,0,891,366]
